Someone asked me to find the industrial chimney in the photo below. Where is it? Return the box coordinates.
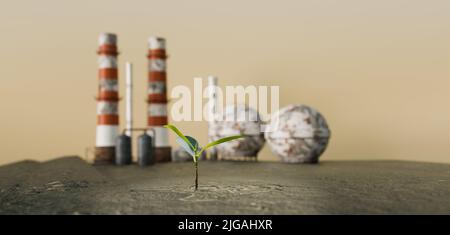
[147,37,171,162]
[95,33,119,164]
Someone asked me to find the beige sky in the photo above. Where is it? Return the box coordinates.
[1,0,450,165]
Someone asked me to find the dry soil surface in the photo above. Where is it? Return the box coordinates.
[0,156,449,214]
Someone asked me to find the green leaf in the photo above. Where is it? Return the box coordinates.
[198,135,244,157]
[164,124,196,152]
[176,136,195,157]
[185,136,199,151]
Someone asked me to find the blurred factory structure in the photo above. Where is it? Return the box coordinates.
[147,37,171,163]
[125,62,133,137]
[92,33,330,166]
[95,33,120,164]
[93,33,170,166]
[207,76,219,161]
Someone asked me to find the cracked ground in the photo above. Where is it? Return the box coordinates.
[0,156,449,214]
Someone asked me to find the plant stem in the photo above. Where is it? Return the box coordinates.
[194,160,198,191]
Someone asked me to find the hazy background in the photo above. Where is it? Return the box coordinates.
[1,0,449,165]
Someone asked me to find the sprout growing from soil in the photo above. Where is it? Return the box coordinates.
[164,124,243,191]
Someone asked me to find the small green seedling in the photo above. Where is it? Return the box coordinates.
[164,124,243,191]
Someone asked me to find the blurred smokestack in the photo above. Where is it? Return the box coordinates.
[95,33,119,164]
[147,37,171,162]
[125,62,133,137]
[207,76,219,160]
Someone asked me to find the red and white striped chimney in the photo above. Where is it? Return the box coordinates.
[147,37,171,162]
[95,33,119,164]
